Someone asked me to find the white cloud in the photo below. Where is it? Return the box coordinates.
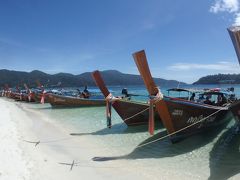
[210,0,240,25]
[168,61,240,72]
[234,12,240,24]
[210,0,239,13]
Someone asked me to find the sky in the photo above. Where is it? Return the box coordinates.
[0,0,240,83]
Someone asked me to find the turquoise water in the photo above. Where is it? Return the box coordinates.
[23,84,240,179]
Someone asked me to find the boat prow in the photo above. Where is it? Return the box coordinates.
[228,26,240,124]
[92,70,160,126]
[133,50,232,142]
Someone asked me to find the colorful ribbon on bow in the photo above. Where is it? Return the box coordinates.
[148,88,163,135]
[40,91,46,104]
[105,93,121,128]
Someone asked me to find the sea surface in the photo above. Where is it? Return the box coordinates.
[22,84,240,179]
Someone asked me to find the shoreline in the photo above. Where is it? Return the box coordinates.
[1,97,240,180]
[0,98,149,180]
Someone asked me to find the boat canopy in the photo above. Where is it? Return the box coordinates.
[167,88,202,93]
[166,88,203,100]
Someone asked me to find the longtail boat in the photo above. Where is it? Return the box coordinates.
[3,84,11,97]
[32,90,45,103]
[47,93,105,107]
[227,26,240,123]
[23,83,35,102]
[7,86,29,102]
[32,80,49,103]
[9,86,23,101]
[92,70,160,127]
[133,50,234,142]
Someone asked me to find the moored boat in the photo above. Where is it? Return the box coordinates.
[92,70,160,126]
[8,88,30,102]
[30,89,50,103]
[23,84,35,102]
[47,93,105,107]
[133,50,234,142]
[32,80,50,103]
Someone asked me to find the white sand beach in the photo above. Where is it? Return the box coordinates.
[0,98,149,180]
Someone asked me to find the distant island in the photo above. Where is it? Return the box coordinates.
[0,69,186,88]
[194,73,240,84]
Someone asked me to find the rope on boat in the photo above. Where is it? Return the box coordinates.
[22,107,150,146]
[105,93,122,128]
[122,107,149,123]
[23,102,232,151]
[136,104,231,148]
[105,93,153,126]
[148,88,163,135]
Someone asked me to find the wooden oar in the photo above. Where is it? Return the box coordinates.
[228,27,240,65]
[133,50,175,134]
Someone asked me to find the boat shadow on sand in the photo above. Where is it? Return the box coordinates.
[208,124,240,180]
[92,123,230,162]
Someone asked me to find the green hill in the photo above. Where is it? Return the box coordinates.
[193,73,240,84]
[0,69,186,88]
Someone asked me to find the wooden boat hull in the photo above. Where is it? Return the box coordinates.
[12,93,32,102]
[9,92,20,100]
[133,50,232,142]
[47,93,105,107]
[92,70,160,126]
[32,92,49,103]
[111,99,159,126]
[164,97,230,142]
[8,92,25,101]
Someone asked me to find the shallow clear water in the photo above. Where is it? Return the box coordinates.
[23,84,240,179]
